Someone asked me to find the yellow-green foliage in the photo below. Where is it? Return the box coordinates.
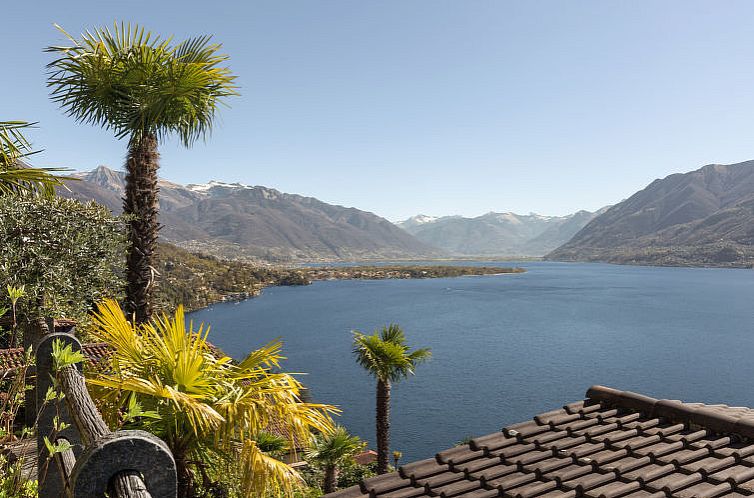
[0,455,36,498]
[87,299,337,496]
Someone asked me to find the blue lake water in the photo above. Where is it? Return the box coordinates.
[189,262,754,462]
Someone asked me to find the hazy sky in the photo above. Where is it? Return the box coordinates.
[4,1,754,220]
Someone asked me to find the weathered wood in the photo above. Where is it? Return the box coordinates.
[2,438,36,480]
[36,333,82,498]
[25,316,53,428]
[71,430,177,498]
[109,471,153,498]
[59,366,158,497]
[58,365,109,446]
[33,321,176,497]
[54,440,76,498]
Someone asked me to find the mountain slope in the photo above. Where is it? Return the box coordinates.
[547,161,754,267]
[396,210,603,256]
[61,166,441,262]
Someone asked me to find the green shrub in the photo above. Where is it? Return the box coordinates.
[337,461,376,489]
[0,194,127,325]
[0,455,37,498]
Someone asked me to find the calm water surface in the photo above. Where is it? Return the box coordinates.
[189,262,754,461]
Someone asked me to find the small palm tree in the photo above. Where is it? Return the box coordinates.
[306,426,364,494]
[87,299,336,497]
[353,324,431,474]
[47,23,238,324]
[255,431,290,460]
[0,121,67,196]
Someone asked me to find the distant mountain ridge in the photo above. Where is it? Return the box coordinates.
[547,160,754,267]
[63,166,441,262]
[396,209,606,256]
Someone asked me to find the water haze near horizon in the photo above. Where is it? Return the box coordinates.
[189,262,754,462]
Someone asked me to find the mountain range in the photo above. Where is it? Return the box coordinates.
[396,209,606,256]
[62,166,440,262]
[62,160,754,267]
[547,160,754,267]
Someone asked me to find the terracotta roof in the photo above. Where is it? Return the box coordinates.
[0,317,76,328]
[0,334,222,376]
[355,450,378,466]
[0,342,111,375]
[327,385,754,498]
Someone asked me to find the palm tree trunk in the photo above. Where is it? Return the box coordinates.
[376,378,391,474]
[323,464,337,494]
[123,133,160,324]
[173,449,193,498]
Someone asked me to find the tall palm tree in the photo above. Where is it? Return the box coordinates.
[87,299,336,497]
[353,324,431,474]
[306,426,364,493]
[0,120,67,196]
[46,23,238,323]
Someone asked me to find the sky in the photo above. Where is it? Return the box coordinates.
[3,1,754,221]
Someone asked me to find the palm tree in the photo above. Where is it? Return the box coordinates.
[306,426,364,493]
[254,431,290,460]
[353,324,431,474]
[46,23,238,324]
[87,299,336,497]
[0,120,67,196]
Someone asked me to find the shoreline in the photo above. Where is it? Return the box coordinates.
[188,265,525,312]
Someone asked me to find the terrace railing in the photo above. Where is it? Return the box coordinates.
[35,321,176,497]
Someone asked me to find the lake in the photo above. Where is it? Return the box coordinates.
[189,261,754,462]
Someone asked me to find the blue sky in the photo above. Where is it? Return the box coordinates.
[3,1,754,221]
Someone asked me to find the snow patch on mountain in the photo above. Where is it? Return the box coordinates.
[186,180,256,193]
[409,214,439,224]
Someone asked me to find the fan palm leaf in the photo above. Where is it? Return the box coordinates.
[87,298,336,496]
[0,121,68,196]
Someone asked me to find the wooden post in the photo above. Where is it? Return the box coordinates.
[36,332,82,498]
[57,364,108,446]
[24,316,53,428]
[71,430,176,497]
[109,471,153,498]
[35,325,177,497]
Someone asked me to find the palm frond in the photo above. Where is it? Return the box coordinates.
[381,323,406,345]
[87,298,336,495]
[0,121,69,196]
[306,425,364,468]
[46,23,239,146]
[89,298,146,370]
[353,325,431,382]
[240,439,303,497]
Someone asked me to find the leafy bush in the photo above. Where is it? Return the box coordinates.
[0,194,127,324]
[0,333,36,498]
[337,461,376,489]
[0,455,37,498]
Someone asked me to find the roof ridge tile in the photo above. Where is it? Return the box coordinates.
[586,385,754,441]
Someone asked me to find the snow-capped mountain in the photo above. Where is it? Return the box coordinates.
[396,209,606,256]
[62,166,441,262]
